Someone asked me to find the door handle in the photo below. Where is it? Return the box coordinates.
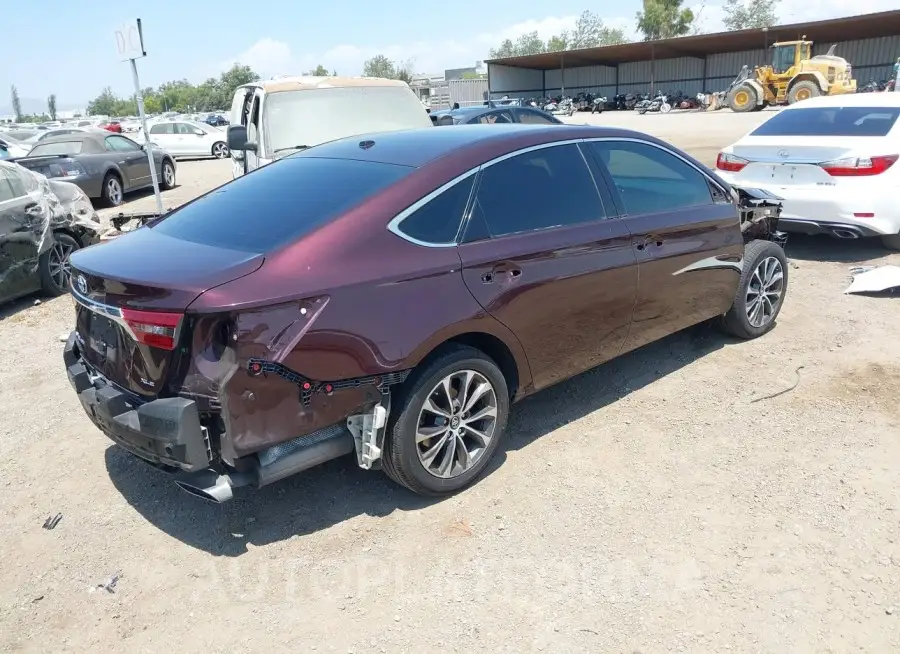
[636,235,664,251]
[481,265,522,284]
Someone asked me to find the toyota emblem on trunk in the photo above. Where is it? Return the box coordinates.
[75,275,87,295]
[778,150,790,158]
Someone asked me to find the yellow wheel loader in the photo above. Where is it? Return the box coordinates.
[727,39,857,113]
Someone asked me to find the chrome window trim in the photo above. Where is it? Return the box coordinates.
[386,138,612,248]
[581,136,732,200]
[386,168,480,248]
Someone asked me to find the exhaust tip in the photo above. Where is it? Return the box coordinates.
[174,473,236,503]
[832,229,861,239]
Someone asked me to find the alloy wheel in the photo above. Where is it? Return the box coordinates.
[746,256,784,328]
[47,240,74,291]
[107,178,122,205]
[213,143,229,158]
[415,370,498,479]
[163,164,175,186]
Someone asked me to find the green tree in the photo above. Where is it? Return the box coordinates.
[636,0,695,41]
[564,10,628,48]
[331,69,338,76]
[306,64,330,76]
[10,85,22,121]
[722,0,778,30]
[362,54,397,78]
[491,12,627,59]
[47,94,57,120]
[85,64,260,117]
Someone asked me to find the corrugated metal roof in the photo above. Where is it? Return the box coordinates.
[485,10,900,70]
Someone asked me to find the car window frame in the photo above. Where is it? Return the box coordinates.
[583,137,730,217]
[105,135,141,152]
[388,139,624,248]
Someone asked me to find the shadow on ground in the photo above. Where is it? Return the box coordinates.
[785,233,894,263]
[107,322,734,556]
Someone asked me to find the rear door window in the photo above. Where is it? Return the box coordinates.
[750,106,900,137]
[516,109,558,124]
[150,123,174,135]
[152,157,412,253]
[466,143,607,239]
[105,136,140,151]
[587,140,713,215]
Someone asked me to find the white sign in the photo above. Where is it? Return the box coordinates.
[115,19,145,61]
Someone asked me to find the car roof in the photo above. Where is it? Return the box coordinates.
[292,123,646,168]
[784,93,900,110]
[30,131,122,154]
[240,76,411,94]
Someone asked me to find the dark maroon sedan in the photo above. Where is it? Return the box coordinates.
[64,124,788,502]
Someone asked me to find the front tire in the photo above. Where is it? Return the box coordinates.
[381,345,510,496]
[728,84,758,113]
[39,233,80,296]
[721,240,788,339]
[212,142,229,159]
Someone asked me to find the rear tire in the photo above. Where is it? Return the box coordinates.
[101,172,123,207]
[160,159,176,190]
[881,234,900,251]
[212,142,229,159]
[381,345,509,496]
[787,80,821,104]
[721,240,788,340]
[38,233,80,296]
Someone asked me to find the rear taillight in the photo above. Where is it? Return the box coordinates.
[121,308,183,350]
[716,152,749,172]
[819,154,898,177]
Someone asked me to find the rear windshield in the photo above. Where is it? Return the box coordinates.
[28,141,83,156]
[751,106,900,137]
[152,157,412,253]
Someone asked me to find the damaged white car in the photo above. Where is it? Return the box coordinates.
[0,160,102,305]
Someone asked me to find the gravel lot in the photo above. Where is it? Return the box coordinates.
[1,109,899,653]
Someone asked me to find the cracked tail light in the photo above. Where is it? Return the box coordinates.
[121,308,183,350]
[716,152,749,173]
[819,154,898,177]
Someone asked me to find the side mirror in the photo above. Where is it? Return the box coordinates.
[227,125,248,150]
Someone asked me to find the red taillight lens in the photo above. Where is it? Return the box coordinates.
[819,154,898,177]
[716,152,749,172]
[121,308,183,350]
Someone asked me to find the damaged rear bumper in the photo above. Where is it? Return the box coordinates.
[64,332,384,502]
[64,332,212,471]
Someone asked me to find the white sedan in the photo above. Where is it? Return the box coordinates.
[715,93,900,250]
[143,120,230,159]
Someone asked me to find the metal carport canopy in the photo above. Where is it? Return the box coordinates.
[484,9,900,69]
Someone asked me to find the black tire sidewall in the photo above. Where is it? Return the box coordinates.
[390,352,509,495]
[729,240,788,338]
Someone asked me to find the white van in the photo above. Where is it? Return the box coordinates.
[226,76,433,178]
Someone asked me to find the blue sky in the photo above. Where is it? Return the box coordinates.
[0,0,889,109]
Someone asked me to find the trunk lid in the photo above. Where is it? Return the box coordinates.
[729,136,885,187]
[70,226,263,398]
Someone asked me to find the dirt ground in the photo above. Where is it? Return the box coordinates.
[1,109,899,653]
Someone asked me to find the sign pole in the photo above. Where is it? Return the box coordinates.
[115,18,163,214]
[130,58,163,214]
